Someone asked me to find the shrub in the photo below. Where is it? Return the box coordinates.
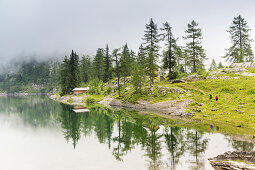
[168,72,178,80]
[198,70,209,79]
[67,98,73,103]
[127,93,142,104]
[104,86,112,95]
[85,97,96,104]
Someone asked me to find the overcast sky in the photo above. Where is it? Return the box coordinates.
[1,0,255,67]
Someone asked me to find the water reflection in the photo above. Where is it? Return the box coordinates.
[164,127,185,170]
[57,105,210,169]
[0,96,254,170]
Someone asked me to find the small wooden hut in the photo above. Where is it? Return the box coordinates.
[72,87,89,95]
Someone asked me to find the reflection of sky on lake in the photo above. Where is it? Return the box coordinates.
[0,96,253,170]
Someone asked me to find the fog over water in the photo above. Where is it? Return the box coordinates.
[1,0,255,67]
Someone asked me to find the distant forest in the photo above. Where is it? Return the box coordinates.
[0,15,253,94]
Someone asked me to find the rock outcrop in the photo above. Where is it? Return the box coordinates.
[230,62,255,68]
[209,151,255,170]
[99,97,193,117]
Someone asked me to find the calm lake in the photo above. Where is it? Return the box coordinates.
[0,96,253,170]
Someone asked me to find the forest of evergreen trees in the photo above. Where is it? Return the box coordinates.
[0,15,253,94]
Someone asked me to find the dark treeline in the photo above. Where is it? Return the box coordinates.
[0,15,253,94]
[0,59,60,93]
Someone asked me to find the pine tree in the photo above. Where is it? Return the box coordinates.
[112,49,121,97]
[80,55,92,83]
[132,63,145,94]
[120,43,132,84]
[224,15,254,63]
[69,50,80,91]
[218,62,224,69]
[143,18,160,86]
[184,20,206,73]
[161,22,177,79]
[209,59,217,71]
[60,50,80,95]
[137,44,146,67]
[60,56,70,95]
[175,46,183,73]
[103,44,112,82]
[93,48,105,81]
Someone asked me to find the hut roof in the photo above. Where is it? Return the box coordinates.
[72,87,89,91]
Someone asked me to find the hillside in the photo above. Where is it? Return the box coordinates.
[51,62,255,132]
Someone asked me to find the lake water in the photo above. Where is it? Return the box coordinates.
[0,96,253,170]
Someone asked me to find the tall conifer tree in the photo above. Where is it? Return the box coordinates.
[80,55,92,83]
[224,15,254,62]
[60,56,70,95]
[184,20,206,73]
[93,48,105,81]
[103,44,112,82]
[112,49,121,97]
[143,18,160,86]
[69,50,80,91]
[137,44,146,67]
[120,43,132,84]
[161,22,177,78]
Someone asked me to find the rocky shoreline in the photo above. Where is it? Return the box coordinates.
[209,151,255,170]
[49,94,193,117]
[99,97,193,117]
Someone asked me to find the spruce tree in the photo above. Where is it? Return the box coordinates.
[60,56,70,95]
[184,20,206,73]
[218,62,224,69]
[143,18,160,86]
[120,43,132,84]
[60,50,80,95]
[112,49,121,97]
[93,48,105,81]
[209,59,217,71]
[161,22,177,79]
[103,44,112,82]
[224,15,254,63]
[132,63,145,94]
[69,50,80,91]
[137,44,146,67]
[80,55,92,83]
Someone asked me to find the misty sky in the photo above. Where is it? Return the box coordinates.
[1,0,255,67]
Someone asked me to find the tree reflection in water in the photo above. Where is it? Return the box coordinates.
[1,96,251,170]
[226,137,254,151]
[187,130,208,170]
[56,105,210,169]
[164,127,186,170]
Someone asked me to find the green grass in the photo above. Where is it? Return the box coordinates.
[184,77,255,129]
[120,73,255,131]
[57,72,255,133]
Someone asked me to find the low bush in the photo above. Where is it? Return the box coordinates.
[126,93,142,104]
[104,86,112,95]
[168,72,178,80]
[85,97,96,104]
